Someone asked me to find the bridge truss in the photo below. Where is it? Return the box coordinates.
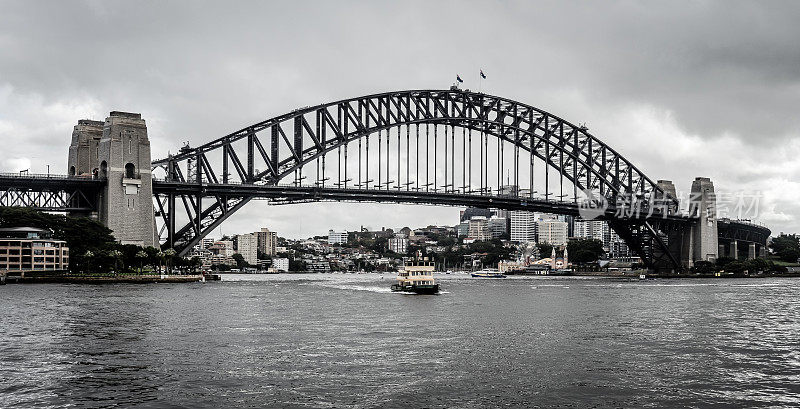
[0,173,103,212]
[151,89,689,270]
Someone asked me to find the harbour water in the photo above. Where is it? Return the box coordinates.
[2,274,799,408]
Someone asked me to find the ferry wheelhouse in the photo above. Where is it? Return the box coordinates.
[391,251,440,294]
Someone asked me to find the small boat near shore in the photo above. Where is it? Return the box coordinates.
[471,268,507,278]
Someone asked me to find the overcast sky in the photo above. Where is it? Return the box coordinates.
[1,0,798,239]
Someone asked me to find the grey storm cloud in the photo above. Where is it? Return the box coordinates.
[0,0,798,238]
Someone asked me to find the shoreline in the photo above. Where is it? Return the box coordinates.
[3,274,205,284]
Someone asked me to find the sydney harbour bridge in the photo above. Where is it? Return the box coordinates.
[0,89,770,272]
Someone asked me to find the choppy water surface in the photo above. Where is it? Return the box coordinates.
[2,274,800,408]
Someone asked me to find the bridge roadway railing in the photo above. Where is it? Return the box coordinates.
[151,179,694,223]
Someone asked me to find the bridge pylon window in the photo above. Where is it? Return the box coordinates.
[125,163,136,179]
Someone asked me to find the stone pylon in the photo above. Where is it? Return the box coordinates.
[688,177,718,264]
[67,120,104,178]
[93,111,156,247]
[656,180,679,215]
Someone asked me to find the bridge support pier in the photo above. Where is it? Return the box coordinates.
[68,112,156,247]
[681,177,718,268]
[748,243,757,260]
[730,240,738,260]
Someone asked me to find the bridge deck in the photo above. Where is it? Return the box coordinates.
[152,180,694,223]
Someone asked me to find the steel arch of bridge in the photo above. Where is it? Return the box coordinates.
[152,89,687,269]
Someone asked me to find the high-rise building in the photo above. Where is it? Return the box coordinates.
[457,221,470,237]
[467,216,490,241]
[328,230,348,245]
[257,228,277,256]
[388,236,409,254]
[573,219,630,258]
[235,233,258,265]
[537,218,568,246]
[510,211,537,242]
[574,219,610,243]
[488,216,508,239]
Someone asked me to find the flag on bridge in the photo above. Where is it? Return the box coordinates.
[456,75,463,83]
[480,69,486,79]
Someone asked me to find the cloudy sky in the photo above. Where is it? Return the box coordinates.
[1,0,798,239]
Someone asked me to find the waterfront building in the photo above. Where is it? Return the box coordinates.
[306,260,331,272]
[510,211,537,242]
[215,240,235,257]
[467,216,490,241]
[257,228,277,256]
[207,241,235,265]
[328,230,348,245]
[235,233,258,265]
[187,246,213,269]
[0,227,69,272]
[272,257,289,272]
[537,218,568,246]
[389,235,409,254]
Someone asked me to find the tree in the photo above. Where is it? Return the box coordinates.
[82,250,95,273]
[289,258,305,272]
[107,249,122,274]
[769,234,800,263]
[537,243,554,259]
[567,239,605,264]
[188,256,202,273]
[135,250,148,272]
[163,248,177,273]
[232,253,248,268]
[690,260,716,275]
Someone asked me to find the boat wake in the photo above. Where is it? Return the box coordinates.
[311,282,447,295]
[313,283,394,293]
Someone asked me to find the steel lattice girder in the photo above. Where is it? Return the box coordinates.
[154,90,670,200]
[0,176,103,212]
[150,89,685,267]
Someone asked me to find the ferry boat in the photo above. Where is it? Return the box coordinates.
[471,268,507,278]
[391,251,440,294]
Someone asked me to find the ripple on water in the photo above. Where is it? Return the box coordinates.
[1,276,799,408]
